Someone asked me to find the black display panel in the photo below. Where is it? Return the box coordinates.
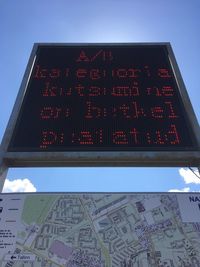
[8,44,197,151]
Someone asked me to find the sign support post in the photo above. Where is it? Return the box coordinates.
[0,155,8,192]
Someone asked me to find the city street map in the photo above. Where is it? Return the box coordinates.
[0,193,200,267]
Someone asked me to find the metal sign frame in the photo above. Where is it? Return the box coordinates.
[0,43,200,172]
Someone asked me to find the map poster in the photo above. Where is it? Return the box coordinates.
[0,192,200,267]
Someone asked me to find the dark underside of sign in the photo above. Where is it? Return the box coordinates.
[8,44,198,152]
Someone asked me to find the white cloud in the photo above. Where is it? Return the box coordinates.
[168,187,191,193]
[179,168,200,184]
[2,178,37,193]
[169,168,200,192]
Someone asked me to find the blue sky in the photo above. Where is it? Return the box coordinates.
[0,0,200,193]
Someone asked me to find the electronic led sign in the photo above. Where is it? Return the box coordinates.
[8,44,198,152]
